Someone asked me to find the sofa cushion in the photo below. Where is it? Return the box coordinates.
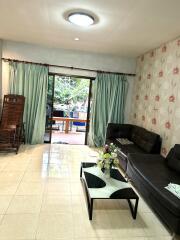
[131,126,159,153]
[116,138,133,145]
[128,153,180,217]
[166,144,180,173]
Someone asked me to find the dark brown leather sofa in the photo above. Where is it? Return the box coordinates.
[106,123,180,235]
[106,123,161,171]
[127,145,180,235]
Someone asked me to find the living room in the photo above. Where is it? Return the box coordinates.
[0,0,180,239]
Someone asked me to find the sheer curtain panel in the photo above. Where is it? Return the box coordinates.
[89,72,128,147]
[9,62,48,144]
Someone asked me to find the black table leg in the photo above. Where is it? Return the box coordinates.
[80,164,82,177]
[80,177,94,220]
[127,198,139,219]
[88,198,93,220]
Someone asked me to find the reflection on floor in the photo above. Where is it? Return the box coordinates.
[0,144,177,240]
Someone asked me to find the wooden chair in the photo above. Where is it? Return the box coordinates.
[0,94,25,154]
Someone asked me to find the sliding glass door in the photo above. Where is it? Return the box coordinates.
[44,74,93,144]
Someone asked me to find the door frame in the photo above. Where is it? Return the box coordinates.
[85,79,93,145]
[46,72,95,145]
[44,73,55,143]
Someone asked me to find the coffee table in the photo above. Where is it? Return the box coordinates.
[80,162,139,220]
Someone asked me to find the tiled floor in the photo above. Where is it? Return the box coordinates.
[0,144,178,240]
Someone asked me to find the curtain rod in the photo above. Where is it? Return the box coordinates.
[1,58,136,77]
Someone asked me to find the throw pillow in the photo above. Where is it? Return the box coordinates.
[116,138,133,145]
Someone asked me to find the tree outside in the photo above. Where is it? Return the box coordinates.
[51,76,90,114]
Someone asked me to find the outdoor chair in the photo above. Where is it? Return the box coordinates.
[0,94,25,154]
[52,110,64,131]
[72,111,86,132]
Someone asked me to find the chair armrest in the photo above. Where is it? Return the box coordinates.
[106,123,133,140]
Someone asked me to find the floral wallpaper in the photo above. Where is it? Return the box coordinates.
[131,37,180,156]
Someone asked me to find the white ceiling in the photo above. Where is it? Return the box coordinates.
[0,0,180,57]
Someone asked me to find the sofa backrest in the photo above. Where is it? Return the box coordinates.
[106,123,132,140]
[131,125,161,153]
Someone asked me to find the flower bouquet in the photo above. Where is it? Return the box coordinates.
[97,143,119,178]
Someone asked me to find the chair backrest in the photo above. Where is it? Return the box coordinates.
[53,110,64,117]
[0,94,25,128]
[72,111,79,118]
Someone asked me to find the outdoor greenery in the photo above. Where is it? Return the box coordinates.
[47,75,90,111]
[54,76,89,104]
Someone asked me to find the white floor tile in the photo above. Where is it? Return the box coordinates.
[107,210,146,238]
[7,195,43,214]
[141,212,171,237]
[0,182,19,195]
[45,181,71,195]
[0,171,24,182]
[36,213,73,239]
[0,214,39,239]
[16,182,45,195]
[0,195,13,214]
[41,195,72,213]
[0,144,176,240]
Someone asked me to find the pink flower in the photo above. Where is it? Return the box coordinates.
[152,118,156,125]
[144,95,148,100]
[104,144,109,153]
[142,115,145,121]
[173,67,179,74]
[159,70,163,77]
[169,95,175,102]
[147,73,151,79]
[155,95,160,101]
[165,121,171,129]
[150,51,154,57]
[162,45,167,52]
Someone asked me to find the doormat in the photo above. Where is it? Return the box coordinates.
[53,141,68,144]
[76,129,86,132]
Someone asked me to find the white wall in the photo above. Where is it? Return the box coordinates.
[2,40,136,73]
[2,40,136,122]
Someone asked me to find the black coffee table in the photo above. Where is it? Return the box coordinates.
[80,162,139,220]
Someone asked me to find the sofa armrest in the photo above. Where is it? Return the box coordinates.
[106,123,132,140]
[128,153,164,163]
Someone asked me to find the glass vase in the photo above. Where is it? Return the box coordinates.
[104,168,111,179]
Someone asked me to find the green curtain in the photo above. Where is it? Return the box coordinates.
[89,72,128,147]
[9,62,48,144]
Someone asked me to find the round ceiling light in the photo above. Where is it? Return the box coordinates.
[68,12,94,27]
